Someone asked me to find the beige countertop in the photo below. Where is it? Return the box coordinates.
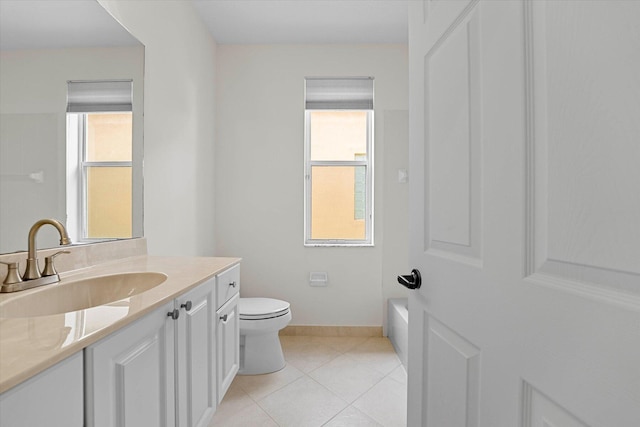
[0,255,240,393]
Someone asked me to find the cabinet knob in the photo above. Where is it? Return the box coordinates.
[167,309,180,320]
[219,314,228,322]
[229,281,237,288]
[181,301,192,311]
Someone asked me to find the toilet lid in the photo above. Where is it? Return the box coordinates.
[239,297,290,320]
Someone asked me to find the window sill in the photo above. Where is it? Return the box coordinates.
[304,242,374,247]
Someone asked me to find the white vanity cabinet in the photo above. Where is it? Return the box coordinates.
[0,352,84,427]
[174,278,216,427]
[85,300,177,427]
[85,268,238,427]
[215,265,240,403]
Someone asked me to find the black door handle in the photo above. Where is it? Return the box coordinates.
[397,269,421,289]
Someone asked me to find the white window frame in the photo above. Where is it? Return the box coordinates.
[67,112,133,242]
[303,109,374,246]
[66,80,135,243]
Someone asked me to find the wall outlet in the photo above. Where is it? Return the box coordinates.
[309,272,328,287]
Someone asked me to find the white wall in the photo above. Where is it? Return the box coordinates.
[381,109,411,332]
[99,0,217,256]
[215,45,409,327]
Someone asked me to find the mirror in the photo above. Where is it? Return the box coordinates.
[0,0,144,253]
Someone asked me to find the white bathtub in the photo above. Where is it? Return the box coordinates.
[388,298,408,369]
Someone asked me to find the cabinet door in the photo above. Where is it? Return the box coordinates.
[0,352,83,427]
[85,301,175,427]
[216,293,239,402]
[175,278,216,427]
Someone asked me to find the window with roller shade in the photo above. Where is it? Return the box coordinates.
[66,80,133,240]
[304,77,374,246]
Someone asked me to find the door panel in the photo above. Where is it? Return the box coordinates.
[526,0,640,297]
[522,383,588,427]
[117,337,164,426]
[425,316,480,427]
[428,17,472,247]
[408,1,640,426]
[426,4,482,263]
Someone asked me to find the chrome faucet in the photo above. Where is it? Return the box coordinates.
[0,219,72,293]
[23,219,72,280]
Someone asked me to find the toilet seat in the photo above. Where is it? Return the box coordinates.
[239,297,290,321]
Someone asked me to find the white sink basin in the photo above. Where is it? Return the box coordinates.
[0,272,167,318]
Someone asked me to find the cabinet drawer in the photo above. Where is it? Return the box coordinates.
[216,264,240,308]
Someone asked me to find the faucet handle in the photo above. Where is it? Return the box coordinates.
[0,261,23,285]
[42,250,70,277]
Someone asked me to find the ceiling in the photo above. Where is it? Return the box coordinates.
[192,0,409,44]
[0,0,140,50]
[0,0,408,50]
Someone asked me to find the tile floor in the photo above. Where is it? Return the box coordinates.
[209,335,407,427]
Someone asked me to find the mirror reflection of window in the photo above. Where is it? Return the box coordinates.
[84,112,133,239]
[66,81,133,241]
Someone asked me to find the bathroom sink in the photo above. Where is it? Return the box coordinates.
[0,272,167,318]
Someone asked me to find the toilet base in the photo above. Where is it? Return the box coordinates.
[238,331,286,375]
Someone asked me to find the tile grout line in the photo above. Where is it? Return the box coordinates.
[218,336,404,426]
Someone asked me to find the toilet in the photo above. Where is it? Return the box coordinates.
[238,297,291,375]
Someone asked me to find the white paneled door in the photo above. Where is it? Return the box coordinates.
[406,1,640,426]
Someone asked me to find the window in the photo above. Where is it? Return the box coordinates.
[66,81,133,241]
[304,77,374,246]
